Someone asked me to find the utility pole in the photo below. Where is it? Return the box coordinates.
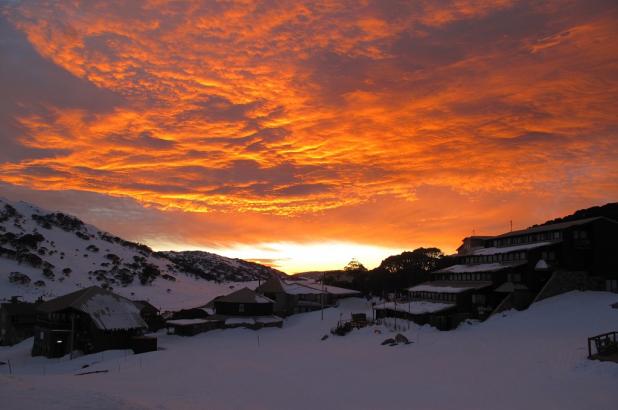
[510,220,513,232]
[320,272,325,321]
[69,314,75,360]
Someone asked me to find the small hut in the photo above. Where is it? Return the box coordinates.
[32,286,149,358]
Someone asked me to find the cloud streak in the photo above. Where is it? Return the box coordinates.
[0,1,617,270]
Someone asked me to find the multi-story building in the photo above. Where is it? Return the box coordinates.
[376,216,618,330]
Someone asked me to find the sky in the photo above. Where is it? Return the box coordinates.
[0,0,617,273]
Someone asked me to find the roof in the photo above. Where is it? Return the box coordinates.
[408,281,493,294]
[470,241,559,256]
[496,217,615,239]
[37,286,147,331]
[166,318,215,326]
[435,261,526,274]
[215,288,274,304]
[375,301,455,315]
[255,276,286,294]
[133,300,159,312]
[256,277,326,295]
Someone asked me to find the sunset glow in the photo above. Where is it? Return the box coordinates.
[1,1,617,272]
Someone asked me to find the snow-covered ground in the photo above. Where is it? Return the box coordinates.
[1,291,617,410]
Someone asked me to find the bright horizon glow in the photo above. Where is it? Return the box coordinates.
[150,240,407,274]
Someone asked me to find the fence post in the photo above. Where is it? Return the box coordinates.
[7,359,12,375]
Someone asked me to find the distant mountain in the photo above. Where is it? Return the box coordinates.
[0,197,282,304]
[535,203,618,227]
[162,250,286,282]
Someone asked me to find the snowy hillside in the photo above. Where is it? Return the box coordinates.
[163,250,285,282]
[0,198,281,309]
[1,291,617,409]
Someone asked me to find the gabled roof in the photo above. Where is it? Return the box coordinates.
[215,288,274,304]
[133,300,159,313]
[435,261,526,274]
[496,217,616,239]
[470,241,559,256]
[409,281,493,294]
[37,286,146,331]
[255,276,286,294]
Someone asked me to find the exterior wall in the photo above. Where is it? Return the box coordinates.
[533,270,589,303]
[214,301,274,316]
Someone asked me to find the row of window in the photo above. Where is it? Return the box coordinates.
[572,230,588,240]
[493,231,561,247]
[411,291,457,303]
[464,252,527,265]
[434,273,493,282]
[541,251,556,261]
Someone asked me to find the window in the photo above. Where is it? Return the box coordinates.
[580,231,587,239]
[553,231,561,240]
[508,273,522,283]
[471,294,486,305]
[238,304,245,313]
[573,231,579,239]
[606,280,618,293]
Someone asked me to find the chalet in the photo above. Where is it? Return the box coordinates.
[0,297,37,346]
[255,277,361,316]
[378,216,618,330]
[31,286,150,358]
[255,277,328,316]
[211,288,283,329]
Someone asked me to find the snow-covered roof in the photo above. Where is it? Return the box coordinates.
[375,301,455,314]
[408,281,493,294]
[37,286,146,331]
[435,262,525,274]
[300,280,361,295]
[216,287,274,304]
[166,318,213,326]
[534,259,549,271]
[470,241,559,256]
[281,282,325,295]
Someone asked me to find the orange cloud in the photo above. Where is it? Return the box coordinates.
[1,1,617,270]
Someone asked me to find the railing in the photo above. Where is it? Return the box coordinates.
[587,331,618,358]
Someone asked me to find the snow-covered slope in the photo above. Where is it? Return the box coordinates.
[0,197,281,309]
[1,291,617,409]
[162,250,286,282]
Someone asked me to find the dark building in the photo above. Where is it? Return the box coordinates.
[31,286,148,358]
[133,300,165,331]
[0,297,37,346]
[255,277,328,316]
[213,287,275,316]
[377,216,618,330]
[209,288,283,329]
